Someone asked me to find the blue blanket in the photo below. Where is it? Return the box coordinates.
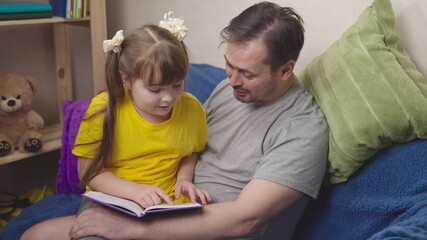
[293,138,427,239]
[0,193,81,240]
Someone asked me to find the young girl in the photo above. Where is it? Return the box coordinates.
[74,14,211,210]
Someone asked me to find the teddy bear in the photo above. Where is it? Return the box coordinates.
[0,73,44,156]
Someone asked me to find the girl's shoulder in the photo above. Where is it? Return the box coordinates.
[87,91,109,114]
[181,91,202,106]
[178,92,205,115]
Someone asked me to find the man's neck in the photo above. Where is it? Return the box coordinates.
[262,73,296,104]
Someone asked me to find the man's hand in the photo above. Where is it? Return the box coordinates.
[69,204,141,240]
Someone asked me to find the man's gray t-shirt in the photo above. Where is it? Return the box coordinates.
[194,79,328,239]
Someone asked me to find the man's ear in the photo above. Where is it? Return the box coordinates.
[278,60,295,81]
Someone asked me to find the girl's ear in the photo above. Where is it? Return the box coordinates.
[121,72,131,89]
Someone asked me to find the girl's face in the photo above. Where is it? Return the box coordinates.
[126,78,184,123]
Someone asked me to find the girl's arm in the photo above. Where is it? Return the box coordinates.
[175,153,211,204]
[78,157,173,207]
[175,153,197,183]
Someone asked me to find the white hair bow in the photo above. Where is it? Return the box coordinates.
[103,30,124,53]
[159,11,188,41]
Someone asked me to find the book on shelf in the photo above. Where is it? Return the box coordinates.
[73,0,80,18]
[82,0,87,17]
[0,1,52,21]
[50,0,88,19]
[82,191,203,218]
[0,1,52,14]
[0,11,52,21]
[49,0,67,18]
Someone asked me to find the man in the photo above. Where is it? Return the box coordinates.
[23,2,328,239]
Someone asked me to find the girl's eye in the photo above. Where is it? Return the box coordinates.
[147,87,161,93]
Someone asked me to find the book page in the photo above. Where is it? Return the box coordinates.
[83,191,203,217]
[83,191,144,215]
[145,202,202,213]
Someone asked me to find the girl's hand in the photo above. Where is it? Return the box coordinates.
[175,179,212,205]
[133,184,173,208]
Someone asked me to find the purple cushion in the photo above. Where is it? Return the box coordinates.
[55,100,89,194]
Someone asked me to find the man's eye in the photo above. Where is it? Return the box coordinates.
[243,73,255,79]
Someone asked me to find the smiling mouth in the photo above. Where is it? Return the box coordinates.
[233,88,247,96]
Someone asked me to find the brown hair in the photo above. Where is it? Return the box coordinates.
[220,1,304,72]
[79,24,189,187]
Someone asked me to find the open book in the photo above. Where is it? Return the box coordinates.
[82,191,203,218]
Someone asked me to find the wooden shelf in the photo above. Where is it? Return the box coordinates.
[0,16,89,27]
[0,124,62,166]
[0,0,106,167]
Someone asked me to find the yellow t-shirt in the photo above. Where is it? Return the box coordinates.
[72,90,207,202]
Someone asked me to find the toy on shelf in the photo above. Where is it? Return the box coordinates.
[0,74,44,156]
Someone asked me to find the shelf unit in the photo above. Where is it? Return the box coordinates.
[0,0,107,166]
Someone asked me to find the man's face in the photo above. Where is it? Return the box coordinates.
[224,39,280,103]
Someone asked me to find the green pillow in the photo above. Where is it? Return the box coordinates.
[300,0,427,184]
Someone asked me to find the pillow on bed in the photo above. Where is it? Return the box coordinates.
[299,0,427,184]
[185,63,227,103]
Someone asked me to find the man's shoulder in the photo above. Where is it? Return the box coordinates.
[203,79,232,107]
[287,82,326,121]
[209,79,230,96]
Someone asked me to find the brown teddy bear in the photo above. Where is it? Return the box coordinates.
[0,74,44,156]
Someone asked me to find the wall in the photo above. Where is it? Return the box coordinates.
[106,0,427,78]
[1,0,424,125]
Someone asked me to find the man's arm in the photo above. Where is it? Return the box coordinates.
[69,178,302,239]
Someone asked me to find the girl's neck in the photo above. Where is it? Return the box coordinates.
[136,108,172,124]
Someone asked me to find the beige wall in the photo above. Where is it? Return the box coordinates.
[106,0,427,78]
[2,0,425,125]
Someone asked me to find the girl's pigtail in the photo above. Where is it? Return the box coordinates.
[80,33,125,187]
